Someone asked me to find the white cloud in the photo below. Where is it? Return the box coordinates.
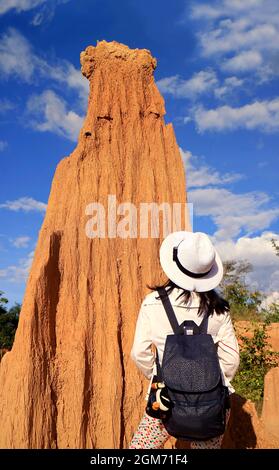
[257,160,268,168]
[11,236,31,248]
[0,28,35,82]
[0,0,71,23]
[182,146,279,241]
[157,70,244,101]
[214,232,279,294]
[29,0,71,26]
[188,187,279,240]
[0,28,88,107]
[0,140,8,151]
[222,50,263,72]
[0,29,85,142]
[0,250,34,282]
[180,148,243,188]
[0,197,46,212]
[40,59,89,107]
[26,89,84,141]
[0,0,45,15]
[200,20,278,57]
[182,144,279,295]
[190,0,279,80]
[30,10,45,25]
[0,1,71,27]
[191,98,279,132]
[0,98,15,114]
[191,0,278,23]
[191,0,269,21]
[214,76,244,99]
[157,70,218,99]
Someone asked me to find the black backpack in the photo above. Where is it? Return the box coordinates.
[150,286,230,441]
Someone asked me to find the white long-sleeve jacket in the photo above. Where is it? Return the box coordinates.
[130,287,240,397]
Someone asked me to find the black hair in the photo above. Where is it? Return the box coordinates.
[146,278,229,316]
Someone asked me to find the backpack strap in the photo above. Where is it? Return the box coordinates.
[157,287,209,335]
[197,311,209,334]
[154,346,163,382]
[157,287,181,334]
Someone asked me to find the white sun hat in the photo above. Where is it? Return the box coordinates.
[159,231,224,292]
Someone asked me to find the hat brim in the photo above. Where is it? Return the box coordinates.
[159,231,223,292]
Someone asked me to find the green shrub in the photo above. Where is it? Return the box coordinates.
[232,321,279,412]
[219,260,264,322]
[262,302,279,323]
[0,291,20,352]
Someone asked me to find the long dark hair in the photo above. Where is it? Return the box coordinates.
[146,278,229,317]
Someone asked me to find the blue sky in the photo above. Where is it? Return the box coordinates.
[0,0,278,307]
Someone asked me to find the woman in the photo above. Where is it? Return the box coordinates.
[129,230,240,449]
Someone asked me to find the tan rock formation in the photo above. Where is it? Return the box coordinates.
[0,41,190,448]
[222,395,265,448]
[261,367,279,447]
[225,323,279,449]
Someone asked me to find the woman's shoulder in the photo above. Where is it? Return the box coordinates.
[142,290,161,306]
